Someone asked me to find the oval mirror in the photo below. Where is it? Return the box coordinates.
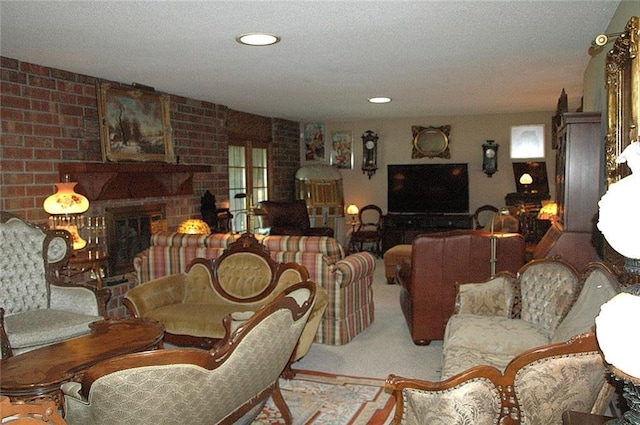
[411,125,451,158]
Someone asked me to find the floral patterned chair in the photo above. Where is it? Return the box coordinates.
[0,211,109,358]
[386,332,610,425]
[62,281,316,425]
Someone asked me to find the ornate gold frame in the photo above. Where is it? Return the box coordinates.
[605,16,639,186]
[411,125,451,159]
[97,81,174,163]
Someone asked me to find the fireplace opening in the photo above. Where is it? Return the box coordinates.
[106,204,167,276]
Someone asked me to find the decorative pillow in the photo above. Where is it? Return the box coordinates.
[551,267,619,343]
[456,275,514,317]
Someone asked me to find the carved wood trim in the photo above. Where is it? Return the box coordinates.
[57,162,211,201]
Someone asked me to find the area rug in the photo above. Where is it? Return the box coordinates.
[252,369,396,425]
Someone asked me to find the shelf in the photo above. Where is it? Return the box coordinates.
[57,162,211,201]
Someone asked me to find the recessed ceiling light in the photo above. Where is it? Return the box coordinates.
[236,33,281,46]
[368,97,392,104]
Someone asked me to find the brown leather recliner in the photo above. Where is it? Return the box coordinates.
[397,230,525,345]
[259,200,334,237]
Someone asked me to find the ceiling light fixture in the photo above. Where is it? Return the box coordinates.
[368,97,392,104]
[236,33,281,46]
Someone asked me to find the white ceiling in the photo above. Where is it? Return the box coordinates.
[0,1,620,122]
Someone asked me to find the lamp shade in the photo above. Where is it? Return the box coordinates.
[595,291,640,379]
[43,182,89,215]
[537,202,558,220]
[346,204,359,216]
[177,218,211,235]
[519,173,533,185]
[597,141,640,259]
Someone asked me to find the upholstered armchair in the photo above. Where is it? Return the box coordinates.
[0,211,110,358]
[124,233,327,363]
[62,281,316,425]
[259,200,334,237]
[386,333,611,425]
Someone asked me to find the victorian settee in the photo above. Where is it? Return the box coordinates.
[397,230,526,345]
[0,212,110,358]
[125,233,324,364]
[63,281,316,425]
[133,232,376,345]
[386,260,621,424]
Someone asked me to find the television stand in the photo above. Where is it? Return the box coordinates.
[382,213,474,252]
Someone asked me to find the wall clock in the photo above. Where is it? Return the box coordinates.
[482,140,499,177]
[361,130,378,179]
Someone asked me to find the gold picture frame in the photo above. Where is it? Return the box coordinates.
[411,125,451,159]
[605,16,639,186]
[97,81,174,163]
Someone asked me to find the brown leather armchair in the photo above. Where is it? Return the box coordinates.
[259,200,334,237]
[397,230,525,345]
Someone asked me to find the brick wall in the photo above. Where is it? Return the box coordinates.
[1,56,301,227]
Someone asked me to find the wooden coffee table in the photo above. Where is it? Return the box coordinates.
[0,318,164,406]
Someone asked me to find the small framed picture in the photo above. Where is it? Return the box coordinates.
[303,123,325,161]
[510,124,545,159]
[330,130,353,169]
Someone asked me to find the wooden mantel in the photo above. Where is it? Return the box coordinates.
[57,162,211,201]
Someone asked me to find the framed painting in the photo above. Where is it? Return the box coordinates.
[303,122,325,161]
[97,81,174,163]
[510,124,545,159]
[330,130,353,169]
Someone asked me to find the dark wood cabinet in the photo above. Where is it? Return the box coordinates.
[382,213,474,252]
[555,112,602,232]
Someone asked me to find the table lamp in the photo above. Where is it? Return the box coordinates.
[346,204,359,232]
[595,286,640,424]
[177,218,211,235]
[537,202,558,221]
[43,176,89,250]
[596,141,640,424]
[519,172,533,193]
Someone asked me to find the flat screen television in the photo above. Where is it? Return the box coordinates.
[387,163,469,214]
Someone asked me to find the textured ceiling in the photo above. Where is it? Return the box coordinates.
[0,1,620,122]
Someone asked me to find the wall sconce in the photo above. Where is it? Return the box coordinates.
[43,176,90,250]
[519,173,533,193]
[177,218,211,235]
[346,204,359,232]
[482,140,499,177]
[361,130,378,179]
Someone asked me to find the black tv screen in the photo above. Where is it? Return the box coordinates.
[387,163,469,214]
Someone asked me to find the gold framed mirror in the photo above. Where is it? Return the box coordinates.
[411,125,451,158]
[605,16,639,186]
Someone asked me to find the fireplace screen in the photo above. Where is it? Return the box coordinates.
[106,204,166,276]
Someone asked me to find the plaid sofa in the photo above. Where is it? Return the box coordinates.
[133,232,376,345]
[261,236,376,345]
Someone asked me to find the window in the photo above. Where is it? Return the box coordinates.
[228,142,269,232]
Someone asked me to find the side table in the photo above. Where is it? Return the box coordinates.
[63,250,109,289]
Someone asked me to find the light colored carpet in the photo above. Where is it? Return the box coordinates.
[295,258,443,382]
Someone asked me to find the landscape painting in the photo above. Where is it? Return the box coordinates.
[98,82,174,163]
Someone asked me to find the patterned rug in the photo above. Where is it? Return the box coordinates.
[252,369,396,425]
